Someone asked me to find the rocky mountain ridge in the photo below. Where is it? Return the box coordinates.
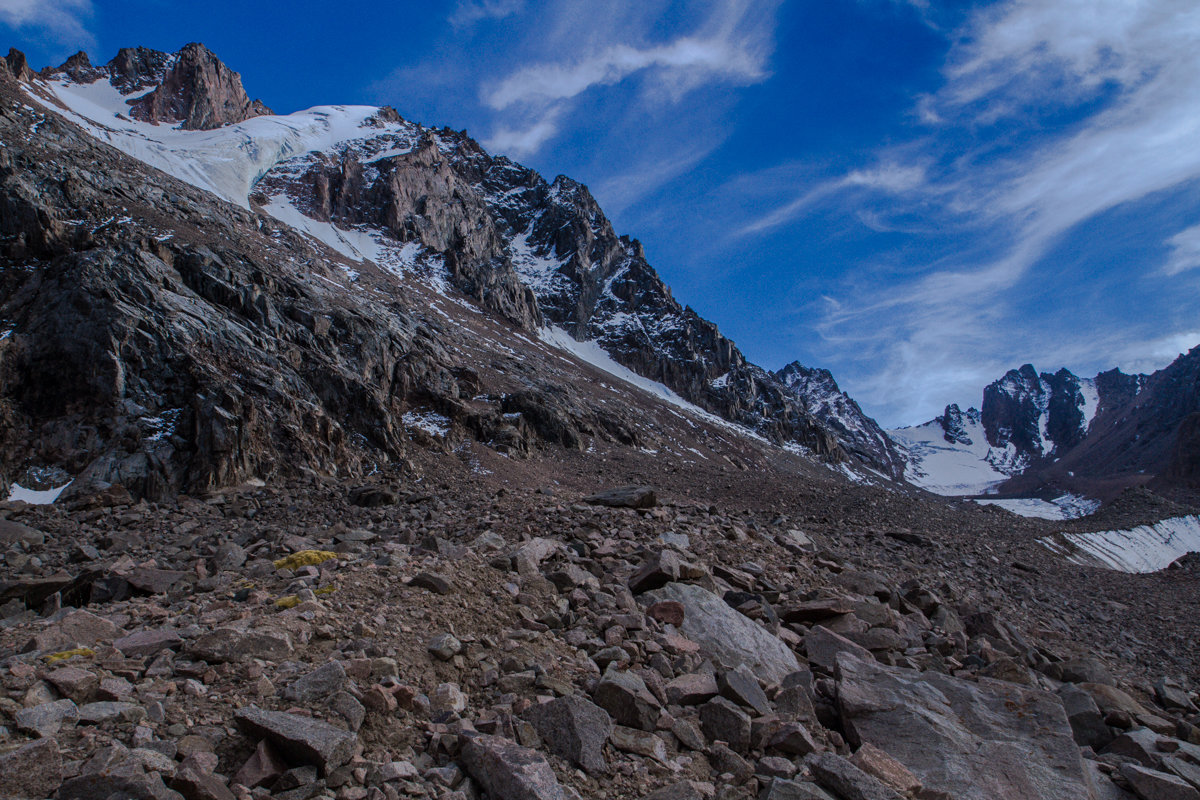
[893,353,1199,502]
[1,42,905,493]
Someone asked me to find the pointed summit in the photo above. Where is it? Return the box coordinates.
[127,42,272,130]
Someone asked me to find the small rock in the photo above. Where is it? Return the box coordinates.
[809,752,903,800]
[699,696,751,753]
[78,701,146,725]
[25,609,123,653]
[115,629,184,658]
[1119,762,1200,800]
[666,672,719,706]
[431,683,468,715]
[848,743,922,795]
[234,706,357,774]
[282,662,347,704]
[188,628,293,664]
[15,698,78,737]
[756,756,798,780]
[409,572,453,594]
[526,694,613,775]
[171,766,236,800]
[428,633,464,661]
[610,726,668,762]
[594,667,662,731]
[232,739,288,789]
[719,663,772,716]
[583,486,656,509]
[0,737,63,799]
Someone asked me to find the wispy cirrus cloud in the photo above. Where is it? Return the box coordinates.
[0,0,93,50]
[1164,224,1200,276]
[449,0,524,29]
[801,0,1200,425]
[479,0,780,157]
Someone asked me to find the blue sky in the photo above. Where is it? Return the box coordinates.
[5,0,1200,426]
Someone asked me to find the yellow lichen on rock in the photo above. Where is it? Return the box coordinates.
[273,550,338,570]
[44,647,94,663]
[274,595,301,609]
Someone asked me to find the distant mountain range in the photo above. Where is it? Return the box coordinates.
[890,351,1200,503]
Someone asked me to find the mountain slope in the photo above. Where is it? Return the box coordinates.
[6,43,905,486]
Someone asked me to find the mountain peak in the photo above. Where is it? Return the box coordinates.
[38,43,272,130]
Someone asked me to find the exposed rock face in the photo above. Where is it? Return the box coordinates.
[836,652,1091,800]
[937,403,978,445]
[256,122,867,470]
[775,362,903,477]
[127,43,272,129]
[39,44,271,130]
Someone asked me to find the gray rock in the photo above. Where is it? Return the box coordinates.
[232,739,288,789]
[760,778,837,800]
[808,752,902,800]
[1155,679,1197,712]
[78,700,147,724]
[0,737,62,799]
[330,691,366,732]
[1105,728,1169,769]
[700,696,751,753]
[170,765,236,800]
[460,734,565,800]
[646,582,799,684]
[428,632,464,661]
[58,765,185,800]
[610,725,668,762]
[15,698,78,737]
[719,663,771,715]
[583,486,656,509]
[804,626,873,675]
[594,667,662,731]
[641,780,715,800]
[769,722,820,756]
[188,628,293,663]
[281,661,347,703]
[1060,683,1114,750]
[836,651,1091,800]
[526,694,613,775]
[1059,658,1115,686]
[666,672,718,706]
[115,629,184,658]
[234,706,357,774]
[1120,763,1200,800]
[24,609,124,653]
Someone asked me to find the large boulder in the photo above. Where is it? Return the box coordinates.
[460,735,565,800]
[645,582,799,684]
[835,652,1090,800]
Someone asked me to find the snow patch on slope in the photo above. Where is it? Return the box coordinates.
[30,76,409,209]
[973,494,1099,520]
[1042,516,1200,572]
[6,482,72,505]
[888,417,1010,495]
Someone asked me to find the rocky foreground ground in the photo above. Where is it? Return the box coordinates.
[2,446,1200,800]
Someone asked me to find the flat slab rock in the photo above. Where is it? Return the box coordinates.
[646,581,799,684]
[461,734,565,800]
[234,706,356,774]
[583,486,657,509]
[836,652,1090,800]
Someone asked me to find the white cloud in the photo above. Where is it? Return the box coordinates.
[483,108,563,157]
[739,162,927,235]
[449,0,524,29]
[1164,223,1200,276]
[0,0,93,48]
[808,0,1200,425]
[486,37,765,110]
[479,0,779,157]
